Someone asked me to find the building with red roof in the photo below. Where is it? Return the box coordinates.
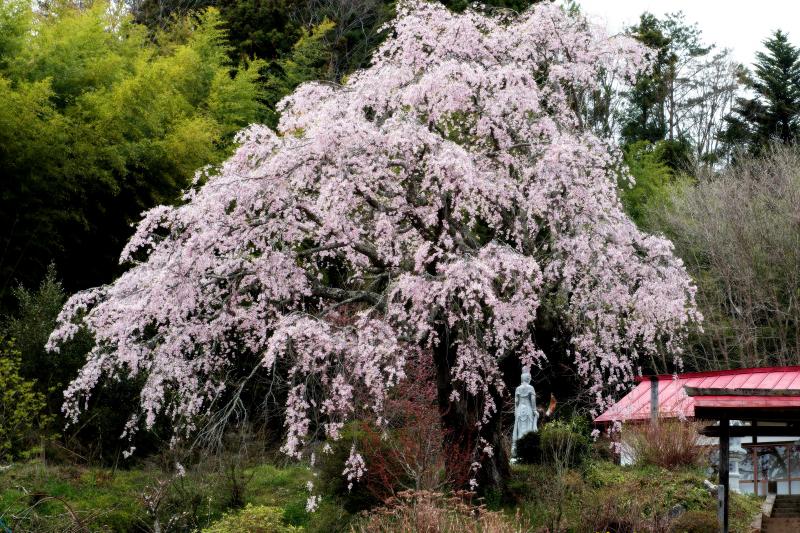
[596,366,800,424]
[594,366,800,532]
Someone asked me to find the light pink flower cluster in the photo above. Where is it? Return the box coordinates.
[49,0,698,479]
[343,445,367,491]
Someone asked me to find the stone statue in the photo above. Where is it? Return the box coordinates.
[512,371,538,457]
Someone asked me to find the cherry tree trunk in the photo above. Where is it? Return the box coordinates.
[432,327,510,492]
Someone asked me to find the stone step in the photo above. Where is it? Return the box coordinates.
[771,509,800,517]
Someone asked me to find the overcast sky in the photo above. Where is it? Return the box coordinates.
[577,1,800,66]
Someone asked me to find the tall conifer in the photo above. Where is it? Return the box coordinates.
[723,30,800,152]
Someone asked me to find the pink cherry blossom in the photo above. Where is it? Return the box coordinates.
[49,0,698,486]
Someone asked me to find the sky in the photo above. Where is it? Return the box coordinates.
[577,1,800,66]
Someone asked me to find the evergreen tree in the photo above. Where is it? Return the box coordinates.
[623,13,671,145]
[622,12,722,170]
[722,30,800,153]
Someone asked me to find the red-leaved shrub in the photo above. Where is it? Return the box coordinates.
[355,353,472,501]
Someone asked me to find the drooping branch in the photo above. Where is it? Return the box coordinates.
[48,0,698,497]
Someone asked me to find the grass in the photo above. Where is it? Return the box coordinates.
[506,461,761,533]
[0,462,151,531]
[0,460,348,532]
[0,458,762,532]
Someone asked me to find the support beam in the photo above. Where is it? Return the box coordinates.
[720,418,730,533]
[701,424,800,438]
[752,421,758,497]
[650,376,658,423]
[695,406,800,421]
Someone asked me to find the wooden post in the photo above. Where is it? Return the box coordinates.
[650,376,658,423]
[720,418,730,533]
[752,421,758,496]
[754,447,759,496]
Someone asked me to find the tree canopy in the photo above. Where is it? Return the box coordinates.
[622,12,738,167]
[646,145,800,372]
[48,0,699,491]
[723,30,800,152]
[0,1,265,309]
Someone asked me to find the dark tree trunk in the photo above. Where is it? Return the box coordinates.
[431,325,510,493]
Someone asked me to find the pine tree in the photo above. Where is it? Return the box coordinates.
[722,30,800,152]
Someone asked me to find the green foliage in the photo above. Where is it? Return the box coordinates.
[0,338,50,461]
[202,504,302,533]
[623,13,673,144]
[0,2,265,309]
[620,140,674,226]
[264,20,336,127]
[538,418,590,468]
[623,12,710,147]
[583,462,709,512]
[0,266,157,464]
[0,459,347,532]
[0,457,760,532]
[0,0,29,67]
[723,30,800,153]
[621,12,726,165]
[514,431,542,465]
[510,461,760,533]
[132,0,304,62]
[4,266,91,414]
[219,0,303,61]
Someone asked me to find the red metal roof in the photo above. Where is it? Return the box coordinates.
[595,366,800,423]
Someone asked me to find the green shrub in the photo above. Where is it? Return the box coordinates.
[4,266,92,413]
[539,418,590,468]
[202,503,301,533]
[514,431,542,464]
[515,418,591,467]
[671,510,717,533]
[0,337,50,461]
[316,425,381,513]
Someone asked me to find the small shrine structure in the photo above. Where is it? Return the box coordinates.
[595,366,800,532]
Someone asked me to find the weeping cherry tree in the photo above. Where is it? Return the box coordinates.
[48,0,700,496]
